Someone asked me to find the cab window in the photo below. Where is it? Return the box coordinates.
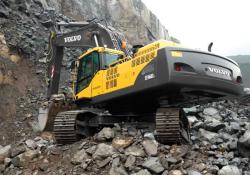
[103,52,122,67]
[76,51,100,93]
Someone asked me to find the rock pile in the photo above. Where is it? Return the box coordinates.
[0,133,54,174]
[0,100,249,175]
[186,100,250,175]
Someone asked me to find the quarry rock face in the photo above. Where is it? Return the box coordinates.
[0,0,173,62]
[45,0,171,45]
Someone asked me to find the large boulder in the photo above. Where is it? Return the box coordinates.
[237,130,250,157]
[125,145,145,157]
[124,155,136,169]
[168,170,183,175]
[92,143,115,160]
[142,157,164,174]
[12,149,39,167]
[10,144,26,158]
[25,139,37,150]
[203,117,225,132]
[187,170,202,175]
[228,122,241,134]
[142,139,158,156]
[217,165,241,175]
[198,129,219,142]
[96,127,115,141]
[187,116,198,126]
[0,145,11,159]
[131,169,152,175]
[109,166,128,175]
[71,149,88,165]
[203,107,218,116]
[112,136,133,149]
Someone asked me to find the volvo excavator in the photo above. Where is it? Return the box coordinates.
[38,20,244,145]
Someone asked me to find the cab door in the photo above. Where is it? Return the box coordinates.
[75,51,101,99]
[91,52,103,97]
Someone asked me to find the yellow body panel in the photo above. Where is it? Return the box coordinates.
[91,70,104,96]
[74,40,181,100]
[76,83,92,98]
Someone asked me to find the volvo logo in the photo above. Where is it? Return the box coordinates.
[64,35,82,43]
[207,67,231,77]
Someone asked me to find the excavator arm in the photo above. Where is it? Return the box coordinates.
[46,21,131,98]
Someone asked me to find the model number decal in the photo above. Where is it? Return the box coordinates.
[64,35,82,43]
[207,67,231,77]
[145,73,155,80]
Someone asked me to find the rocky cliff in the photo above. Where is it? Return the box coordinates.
[44,0,170,45]
[0,0,172,62]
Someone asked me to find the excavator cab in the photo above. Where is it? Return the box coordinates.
[73,47,125,100]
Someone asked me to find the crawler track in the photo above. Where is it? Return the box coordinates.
[53,108,190,145]
[155,108,190,144]
[53,111,79,145]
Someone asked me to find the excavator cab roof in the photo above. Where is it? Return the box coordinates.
[79,47,125,60]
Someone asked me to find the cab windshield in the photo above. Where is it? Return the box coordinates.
[103,52,123,67]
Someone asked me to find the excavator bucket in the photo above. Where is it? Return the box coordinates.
[38,95,76,131]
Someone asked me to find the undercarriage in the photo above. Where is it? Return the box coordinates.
[53,107,190,145]
[39,96,195,145]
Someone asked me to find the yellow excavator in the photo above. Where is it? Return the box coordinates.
[38,20,243,145]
